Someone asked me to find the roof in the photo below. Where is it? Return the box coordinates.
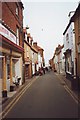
[71,3,80,21]
[24,40,31,48]
[31,46,38,53]
[37,46,44,51]
[63,3,80,35]
[63,19,72,35]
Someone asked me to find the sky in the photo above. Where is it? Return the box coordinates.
[22,0,79,65]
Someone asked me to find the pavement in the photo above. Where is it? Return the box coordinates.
[1,76,38,107]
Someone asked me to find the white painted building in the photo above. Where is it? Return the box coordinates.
[37,51,43,70]
[31,47,38,75]
[63,22,76,79]
[53,44,65,74]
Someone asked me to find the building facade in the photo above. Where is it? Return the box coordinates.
[33,42,44,71]
[71,3,80,89]
[71,3,80,81]
[52,44,65,74]
[63,22,76,80]
[0,1,24,97]
[31,46,38,76]
[23,29,32,80]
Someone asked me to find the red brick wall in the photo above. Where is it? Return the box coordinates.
[2,2,23,47]
[0,2,2,20]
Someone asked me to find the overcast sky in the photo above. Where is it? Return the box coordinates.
[22,0,79,65]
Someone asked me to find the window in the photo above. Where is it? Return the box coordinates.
[7,57,10,79]
[16,26,19,45]
[16,5,19,16]
[27,36,29,43]
[66,55,72,73]
[27,47,29,58]
[66,33,69,41]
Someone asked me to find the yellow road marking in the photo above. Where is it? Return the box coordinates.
[0,77,39,118]
[3,82,33,118]
[64,86,78,104]
[55,73,79,104]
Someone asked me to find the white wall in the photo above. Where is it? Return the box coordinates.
[63,22,76,76]
[64,22,74,53]
[32,63,35,75]
[38,53,42,69]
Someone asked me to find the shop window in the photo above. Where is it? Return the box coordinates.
[7,56,10,79]
[66,56,72,73]
[7,64,10,79]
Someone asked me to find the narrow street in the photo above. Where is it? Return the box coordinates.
[5,71,78,118]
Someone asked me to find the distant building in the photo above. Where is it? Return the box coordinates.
[33,42,44,71]
[23,29,32,80]
[53,44,64,74]
[49,44,65,74]
[0,1,24,97]
[31,44,38,76]
[49,58,54,69]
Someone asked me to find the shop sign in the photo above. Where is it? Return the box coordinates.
[0,23,16,44]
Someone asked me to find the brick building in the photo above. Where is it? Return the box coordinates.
[23,29,33,79]
[0,1,24,97]
[71,3,80,89]
[33,42,45,70]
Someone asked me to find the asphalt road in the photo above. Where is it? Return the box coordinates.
[5,71,78,118]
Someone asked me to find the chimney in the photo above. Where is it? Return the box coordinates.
[33,42,37,48]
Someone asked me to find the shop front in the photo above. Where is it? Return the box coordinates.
[0,23,23,97]
[1,48,23,97]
